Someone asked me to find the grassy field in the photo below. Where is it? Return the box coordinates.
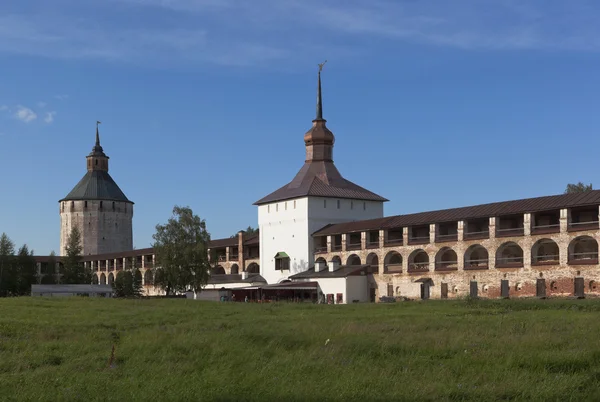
[2,298,600,401]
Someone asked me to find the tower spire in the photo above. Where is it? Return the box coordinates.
[315,60,327,121]
[95,120,101,147]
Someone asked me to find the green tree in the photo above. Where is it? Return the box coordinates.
[62,226,89,284]
[113,271,127,297]
[0,233,16,297]
[43,251,58,285]
[15,244,36,295]
[565,182,593,194]
[133,268,143,297]
[231,226,258,238]
[152,205,211,297]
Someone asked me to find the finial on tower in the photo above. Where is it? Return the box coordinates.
[95,121,102,146]
[315,60,327,121]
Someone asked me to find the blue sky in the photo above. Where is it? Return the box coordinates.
[1,0,600,255]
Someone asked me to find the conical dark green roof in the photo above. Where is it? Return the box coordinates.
[60,170,132,203]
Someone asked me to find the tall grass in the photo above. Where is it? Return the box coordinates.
[1,298,600,401]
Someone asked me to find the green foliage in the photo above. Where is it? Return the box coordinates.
[112,269,144,298]
[62,226,91,284]
[133,268,143,297]
[4,298,600,400]
[0,232,16,296]
[565,182,593,194]
[43,251,57,285]
[0,234,38,296]
[15,245,36,294]
[231,226,258,238]
[152,205,211,295]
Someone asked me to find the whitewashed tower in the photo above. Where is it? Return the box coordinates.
[254,63,388,284]
[59,122,134,256]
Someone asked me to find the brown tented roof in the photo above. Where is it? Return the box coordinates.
[313,190,600,236]
[254,160,388,205]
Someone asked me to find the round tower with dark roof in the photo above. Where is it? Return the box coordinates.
[59,122,134,256]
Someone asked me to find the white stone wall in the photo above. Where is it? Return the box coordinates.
[60,200,134,256]
[258,198,310,284]
[346,275,370,303]
[258,197,384,284]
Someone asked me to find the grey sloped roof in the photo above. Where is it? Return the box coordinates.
[207,274,267,285]
[254,161,388,205]
[60,170,132,203]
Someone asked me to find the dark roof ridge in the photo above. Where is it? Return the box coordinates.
[312,190,600,236]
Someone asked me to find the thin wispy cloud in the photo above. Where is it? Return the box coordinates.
[37,101,47,108]
[0,105,7,111]
[14,106,37,123]
[0,0,599,68]
[54,94,69,100]
[44,111,56,123]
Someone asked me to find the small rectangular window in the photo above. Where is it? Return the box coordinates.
[324,199,327,208]
[294,200,296,209]
[276,204,279,212]
[337,200,340,209]
[351,201,353,210]
[285,202,287,210]
[268,205,270,213]
[363,202,366,210]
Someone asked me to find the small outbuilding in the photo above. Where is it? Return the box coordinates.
[31,284,114,298]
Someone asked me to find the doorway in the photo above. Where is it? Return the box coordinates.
[574,277,585,298]
[470,281,478,298]
[441,282,448,299]
[536,278,546,298]
[501,280,509,299]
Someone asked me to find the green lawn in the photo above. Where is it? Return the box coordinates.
[1,297,600,401]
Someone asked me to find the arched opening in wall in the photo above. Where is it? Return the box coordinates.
[144,270,153,286]
[435,247,458,271]
[464,245,489,270]
[531,238,559,265]
[91,275,99,284]
[366,253,379,274]
[568,236,599,264]
[331,256,342,265]
[246,263,259,274]
[100,273,106,285]
[108,272,114,286]
[496,242,524,268]
[212,266,226,275]
[346,254,361,266]
[384,251,402,273]
[589,280,597,292]
[408,250,428,272]
[315,257,326,264]
[231,264,239,274]
[550,281,558,292]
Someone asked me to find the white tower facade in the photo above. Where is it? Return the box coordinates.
[255,67,387,284]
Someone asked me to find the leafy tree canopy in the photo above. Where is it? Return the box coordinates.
[231,226,258,238]
[62,226,91,284]
[152,206,211,296]
[565,182,593,194]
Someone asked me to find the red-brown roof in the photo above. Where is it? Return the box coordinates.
[254,160,388,205]
[313,190,600,236]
